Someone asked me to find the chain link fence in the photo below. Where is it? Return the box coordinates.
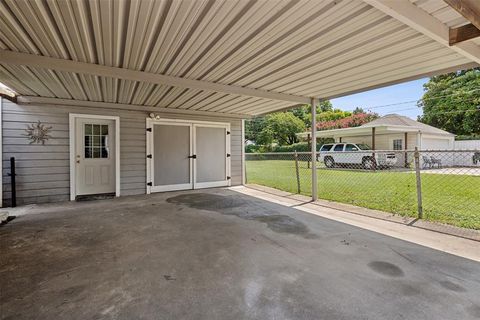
[246,149,480,238]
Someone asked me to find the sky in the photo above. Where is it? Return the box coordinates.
[331,78,429,120]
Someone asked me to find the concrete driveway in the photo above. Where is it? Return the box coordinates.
[1,189,479,320]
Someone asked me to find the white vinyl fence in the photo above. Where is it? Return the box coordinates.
[452,140,480,167]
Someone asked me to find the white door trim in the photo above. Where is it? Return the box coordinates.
[146,119,193,193]
[146,117,231,193]
[193,122,231,189]
[69,113,120,200]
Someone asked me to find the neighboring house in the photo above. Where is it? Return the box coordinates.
[298,114,456,167]
[299,114,455,151]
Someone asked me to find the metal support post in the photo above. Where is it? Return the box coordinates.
[311,98,318,201]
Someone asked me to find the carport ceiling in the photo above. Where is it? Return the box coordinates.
[0,0,479,117]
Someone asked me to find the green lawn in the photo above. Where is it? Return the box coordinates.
[246,160,480,230]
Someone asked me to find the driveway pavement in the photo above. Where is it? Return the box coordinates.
[1,189,479,320]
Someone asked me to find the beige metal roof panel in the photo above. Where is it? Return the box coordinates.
[0,0,478,116]
[410,0,469,27]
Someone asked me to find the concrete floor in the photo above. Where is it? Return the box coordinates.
[1,189,479,320]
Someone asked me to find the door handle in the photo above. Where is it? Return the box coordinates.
[188,155,197,159]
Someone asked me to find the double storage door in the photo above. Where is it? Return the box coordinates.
[147,119,230,193]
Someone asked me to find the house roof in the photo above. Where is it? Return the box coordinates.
[361,114,454,135]
[298,114,455,138]
[0,0,479,117]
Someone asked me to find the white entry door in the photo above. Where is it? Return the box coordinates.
[74,117,116,197]
[147,119,230,193]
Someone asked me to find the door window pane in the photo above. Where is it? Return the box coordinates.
[84,124,109,158]
[101,125,108,135]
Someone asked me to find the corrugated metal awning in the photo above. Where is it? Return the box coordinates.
[0,0,478,117]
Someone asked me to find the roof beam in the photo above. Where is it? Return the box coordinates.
[363,0,480,64]
[444,0,480,30]
[450,23,480,45]
[0,50,310,104]
[16,96,252,119]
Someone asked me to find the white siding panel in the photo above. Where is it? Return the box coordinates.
[2,101,243,206]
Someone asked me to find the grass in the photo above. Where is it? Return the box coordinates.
[246,160,480,230]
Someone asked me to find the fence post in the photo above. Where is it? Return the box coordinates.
[307,134,311,169]
[294,151,301,194]
[414,147,423,219]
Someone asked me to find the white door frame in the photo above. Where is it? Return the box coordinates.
[69,113,120,200]
[146,119,194,193]
[146,118,231,194]
[193,122,231,189]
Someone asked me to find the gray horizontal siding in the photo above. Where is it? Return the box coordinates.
[2,101,243,206]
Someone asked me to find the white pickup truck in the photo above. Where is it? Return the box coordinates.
[319,143,397,169]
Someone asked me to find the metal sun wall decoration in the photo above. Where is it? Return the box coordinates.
[24,121,52,145]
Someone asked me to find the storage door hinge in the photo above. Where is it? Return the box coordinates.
[147,154,152,159]
[226,131,230,135]
[147,182,152,186]
[146,128,152,132]
[227,153,231,157]
[227,176,231,180]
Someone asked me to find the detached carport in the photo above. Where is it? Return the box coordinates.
[0,1,480,319]
[1,0,479,205]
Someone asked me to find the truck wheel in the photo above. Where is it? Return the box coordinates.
[324,156,335,168]
[362,157,376,170]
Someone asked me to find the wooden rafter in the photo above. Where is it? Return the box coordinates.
[444,0,480,30]
[449,23,480,45]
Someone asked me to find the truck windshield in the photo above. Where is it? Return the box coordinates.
[357,144,371,150]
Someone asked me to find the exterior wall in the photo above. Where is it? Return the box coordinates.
[2,101,243,206]
[420,135,456,167]
[452,140,480,167]
[454,140,480,150]
[420,134,454,150]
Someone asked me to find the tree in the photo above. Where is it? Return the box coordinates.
[245,112,306,146]
[316,109,352,122]
[353,107,365,114]
[244,116,266,143]
[288,100,334,126]
[264,112,306,145]
[288,105,310,126]
[319,100,333,112]
[418,68,480,136]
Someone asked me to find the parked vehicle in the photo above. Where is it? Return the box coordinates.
[319,143,397,169]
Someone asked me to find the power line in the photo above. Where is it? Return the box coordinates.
[389,106,480,115]
[343,88,480,111]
